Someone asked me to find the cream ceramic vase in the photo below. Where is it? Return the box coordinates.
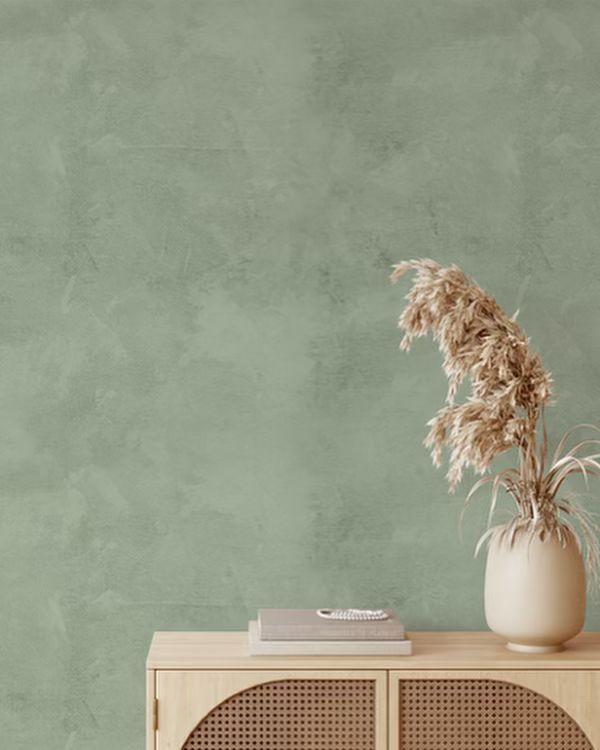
[484,525,586,653]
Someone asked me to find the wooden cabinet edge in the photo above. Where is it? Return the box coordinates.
[146,632,600,671]
[146,670,156,750]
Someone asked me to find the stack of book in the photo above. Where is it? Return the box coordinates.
[248,608,412,655]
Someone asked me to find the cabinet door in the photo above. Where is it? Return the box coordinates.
[155,669,387,750]
[389,670,600,750]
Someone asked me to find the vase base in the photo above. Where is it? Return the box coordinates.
[506,642,564,654]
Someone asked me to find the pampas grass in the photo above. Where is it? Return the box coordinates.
[391,259,600,586]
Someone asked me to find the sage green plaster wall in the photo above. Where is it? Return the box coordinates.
[2,0,600,747]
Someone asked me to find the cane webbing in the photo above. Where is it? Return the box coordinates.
[398,679,592,750]
[182,679,376,749]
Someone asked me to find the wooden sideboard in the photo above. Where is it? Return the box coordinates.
[146,630,600,750]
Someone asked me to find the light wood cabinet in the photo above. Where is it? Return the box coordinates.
[147,631,600,750]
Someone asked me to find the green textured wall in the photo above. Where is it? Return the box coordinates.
[2,0,600,747]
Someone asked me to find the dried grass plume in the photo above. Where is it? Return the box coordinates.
[391,259,600,585]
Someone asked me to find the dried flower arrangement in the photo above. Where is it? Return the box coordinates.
[391,259,600,585]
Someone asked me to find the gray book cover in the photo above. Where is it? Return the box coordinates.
[258,609,405,641]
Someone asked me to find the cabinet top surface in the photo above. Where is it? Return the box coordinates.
[146,631,600,670]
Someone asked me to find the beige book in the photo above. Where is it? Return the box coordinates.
[248,621,412,656]
[258,608,405,641]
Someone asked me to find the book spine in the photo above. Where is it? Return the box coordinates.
[259,627,405,641]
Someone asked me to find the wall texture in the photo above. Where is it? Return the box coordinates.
[2,0,600,747]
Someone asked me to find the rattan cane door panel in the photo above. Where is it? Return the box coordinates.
[389,671,600,750]
[155,670,387,750]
